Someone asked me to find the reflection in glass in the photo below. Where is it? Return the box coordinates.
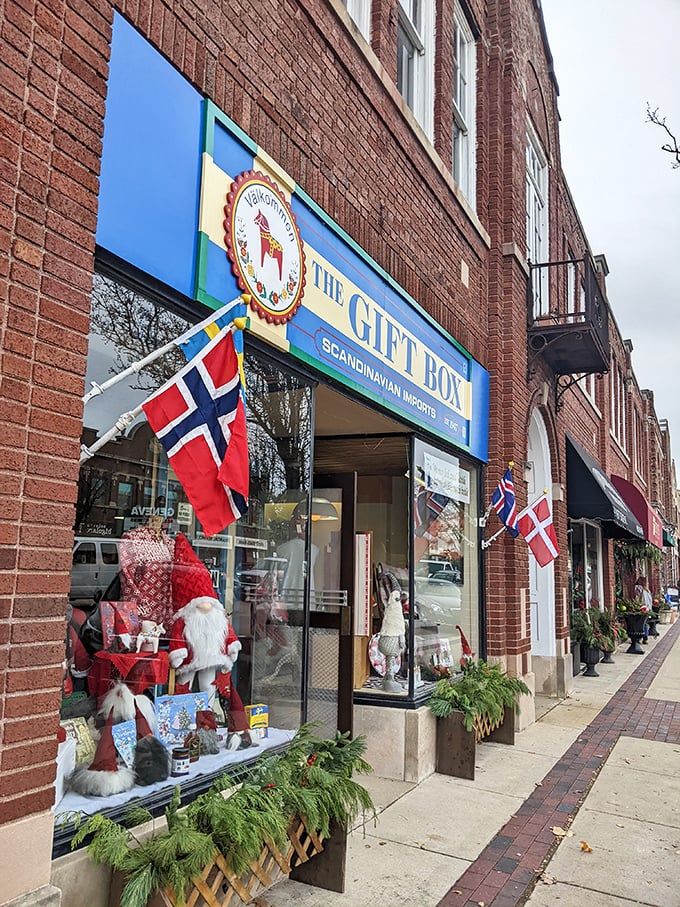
[412,439,479,686]
[69,274,313,808]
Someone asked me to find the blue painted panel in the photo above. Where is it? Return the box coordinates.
[97,14,203,297]
[469,359,490,463]
[204,232,239,303]
[212,120,254,181]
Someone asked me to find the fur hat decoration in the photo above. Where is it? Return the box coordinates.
[70,710,135,797]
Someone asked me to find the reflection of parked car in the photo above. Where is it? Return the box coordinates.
[70,537,120,603]
[234,557,287,600]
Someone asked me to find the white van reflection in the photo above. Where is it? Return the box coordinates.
[70,537,120,604]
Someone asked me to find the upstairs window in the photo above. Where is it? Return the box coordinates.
[397,0,434,139]
[526,126,548,317]
[342,0,371,40]
[452,5,476,203]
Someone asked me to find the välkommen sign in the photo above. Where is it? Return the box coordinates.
[196,101,489,462]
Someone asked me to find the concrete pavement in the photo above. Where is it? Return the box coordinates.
[265,620,680,907]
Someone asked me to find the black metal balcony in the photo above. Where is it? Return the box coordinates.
[527,254,610,377]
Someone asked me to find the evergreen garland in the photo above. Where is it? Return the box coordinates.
[426,659,530,732]
[72,724,375,907]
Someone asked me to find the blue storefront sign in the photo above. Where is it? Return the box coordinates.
[97,13,489,462]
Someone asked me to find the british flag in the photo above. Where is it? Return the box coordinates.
[142,326,249,536]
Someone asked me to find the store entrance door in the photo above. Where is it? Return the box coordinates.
[306,472,356,737]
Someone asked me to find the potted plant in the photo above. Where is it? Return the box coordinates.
[591,608,619,664]
[570,608,589,673]
[616,599,650,654]
[426,659,530,780]
[71,725,375,907]
[658,599,673,624]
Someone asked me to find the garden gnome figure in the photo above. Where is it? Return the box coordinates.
[378,589,406,692]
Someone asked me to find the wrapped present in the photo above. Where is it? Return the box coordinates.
[245,703,269,730]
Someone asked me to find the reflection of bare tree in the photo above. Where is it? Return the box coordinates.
[244,353,312,500]
[91,274,188,390]
[75,469,108,532]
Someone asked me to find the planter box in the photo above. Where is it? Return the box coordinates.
[658,610,672,624]
[154,815,340,907]
[436,708,514,781]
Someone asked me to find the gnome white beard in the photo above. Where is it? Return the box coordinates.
[180,599,229,672]
[98,682,156,733]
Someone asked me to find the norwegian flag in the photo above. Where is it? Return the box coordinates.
[142,327,249,536]
[517,493,559,567]
[491,467,519,537]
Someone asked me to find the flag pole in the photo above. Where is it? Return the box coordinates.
[82,341,177,405]
[78,317,251,465]
[481,525,508,550]
[82,297,247,405]
[80,405,144,463]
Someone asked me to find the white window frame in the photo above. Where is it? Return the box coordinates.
[452,5,476,204]
[526,124,549,317]
[342,0,371,41]
[397,0,435,139]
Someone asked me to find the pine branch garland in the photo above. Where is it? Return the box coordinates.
[73,724,376,907]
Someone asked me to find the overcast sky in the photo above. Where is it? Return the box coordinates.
[540,0,680,470]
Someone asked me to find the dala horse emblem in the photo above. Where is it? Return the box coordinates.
[254,209,284,280]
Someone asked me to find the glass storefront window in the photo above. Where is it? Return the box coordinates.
[353,437,480,699]
[61,274,312,818]
[411,439,480,686]
[569,520,603,610]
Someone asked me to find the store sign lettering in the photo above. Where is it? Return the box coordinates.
[131,505,175,518]
[311,260,468,419]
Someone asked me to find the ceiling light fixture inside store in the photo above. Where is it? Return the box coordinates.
[293,497,340,521]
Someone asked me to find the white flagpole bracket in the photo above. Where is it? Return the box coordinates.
[82,340,177,405]
[481,526,507,550]
[79,405,144,463]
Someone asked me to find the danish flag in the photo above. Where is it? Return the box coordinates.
[142,326,249,536]
[517,493,559,567]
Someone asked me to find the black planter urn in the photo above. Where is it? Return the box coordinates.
[623,612,648,654]
[581,644,601,677]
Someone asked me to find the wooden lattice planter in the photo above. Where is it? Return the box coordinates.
[436,708,515,780]
[156,816,326,907]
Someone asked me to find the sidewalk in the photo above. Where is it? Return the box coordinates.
[265,621,680,907]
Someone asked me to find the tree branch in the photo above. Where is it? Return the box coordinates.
[646,103,680,169]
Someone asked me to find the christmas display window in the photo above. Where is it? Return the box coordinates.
[58,273,315,818]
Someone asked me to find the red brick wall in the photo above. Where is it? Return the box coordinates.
[0,0,111,825]
[1,0,676,836]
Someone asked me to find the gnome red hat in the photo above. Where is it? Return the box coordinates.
[70,710,135,797]
[134,702,153,739]
[456,625,475,668]
[172,533,219,616]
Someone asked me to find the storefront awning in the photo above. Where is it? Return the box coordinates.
[663,528,675,547]
[611,475,664,548]
[566,435,644,540]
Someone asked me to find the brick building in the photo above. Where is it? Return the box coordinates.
[1,1,677,904]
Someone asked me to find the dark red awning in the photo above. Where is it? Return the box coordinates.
[611,475,663,549]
